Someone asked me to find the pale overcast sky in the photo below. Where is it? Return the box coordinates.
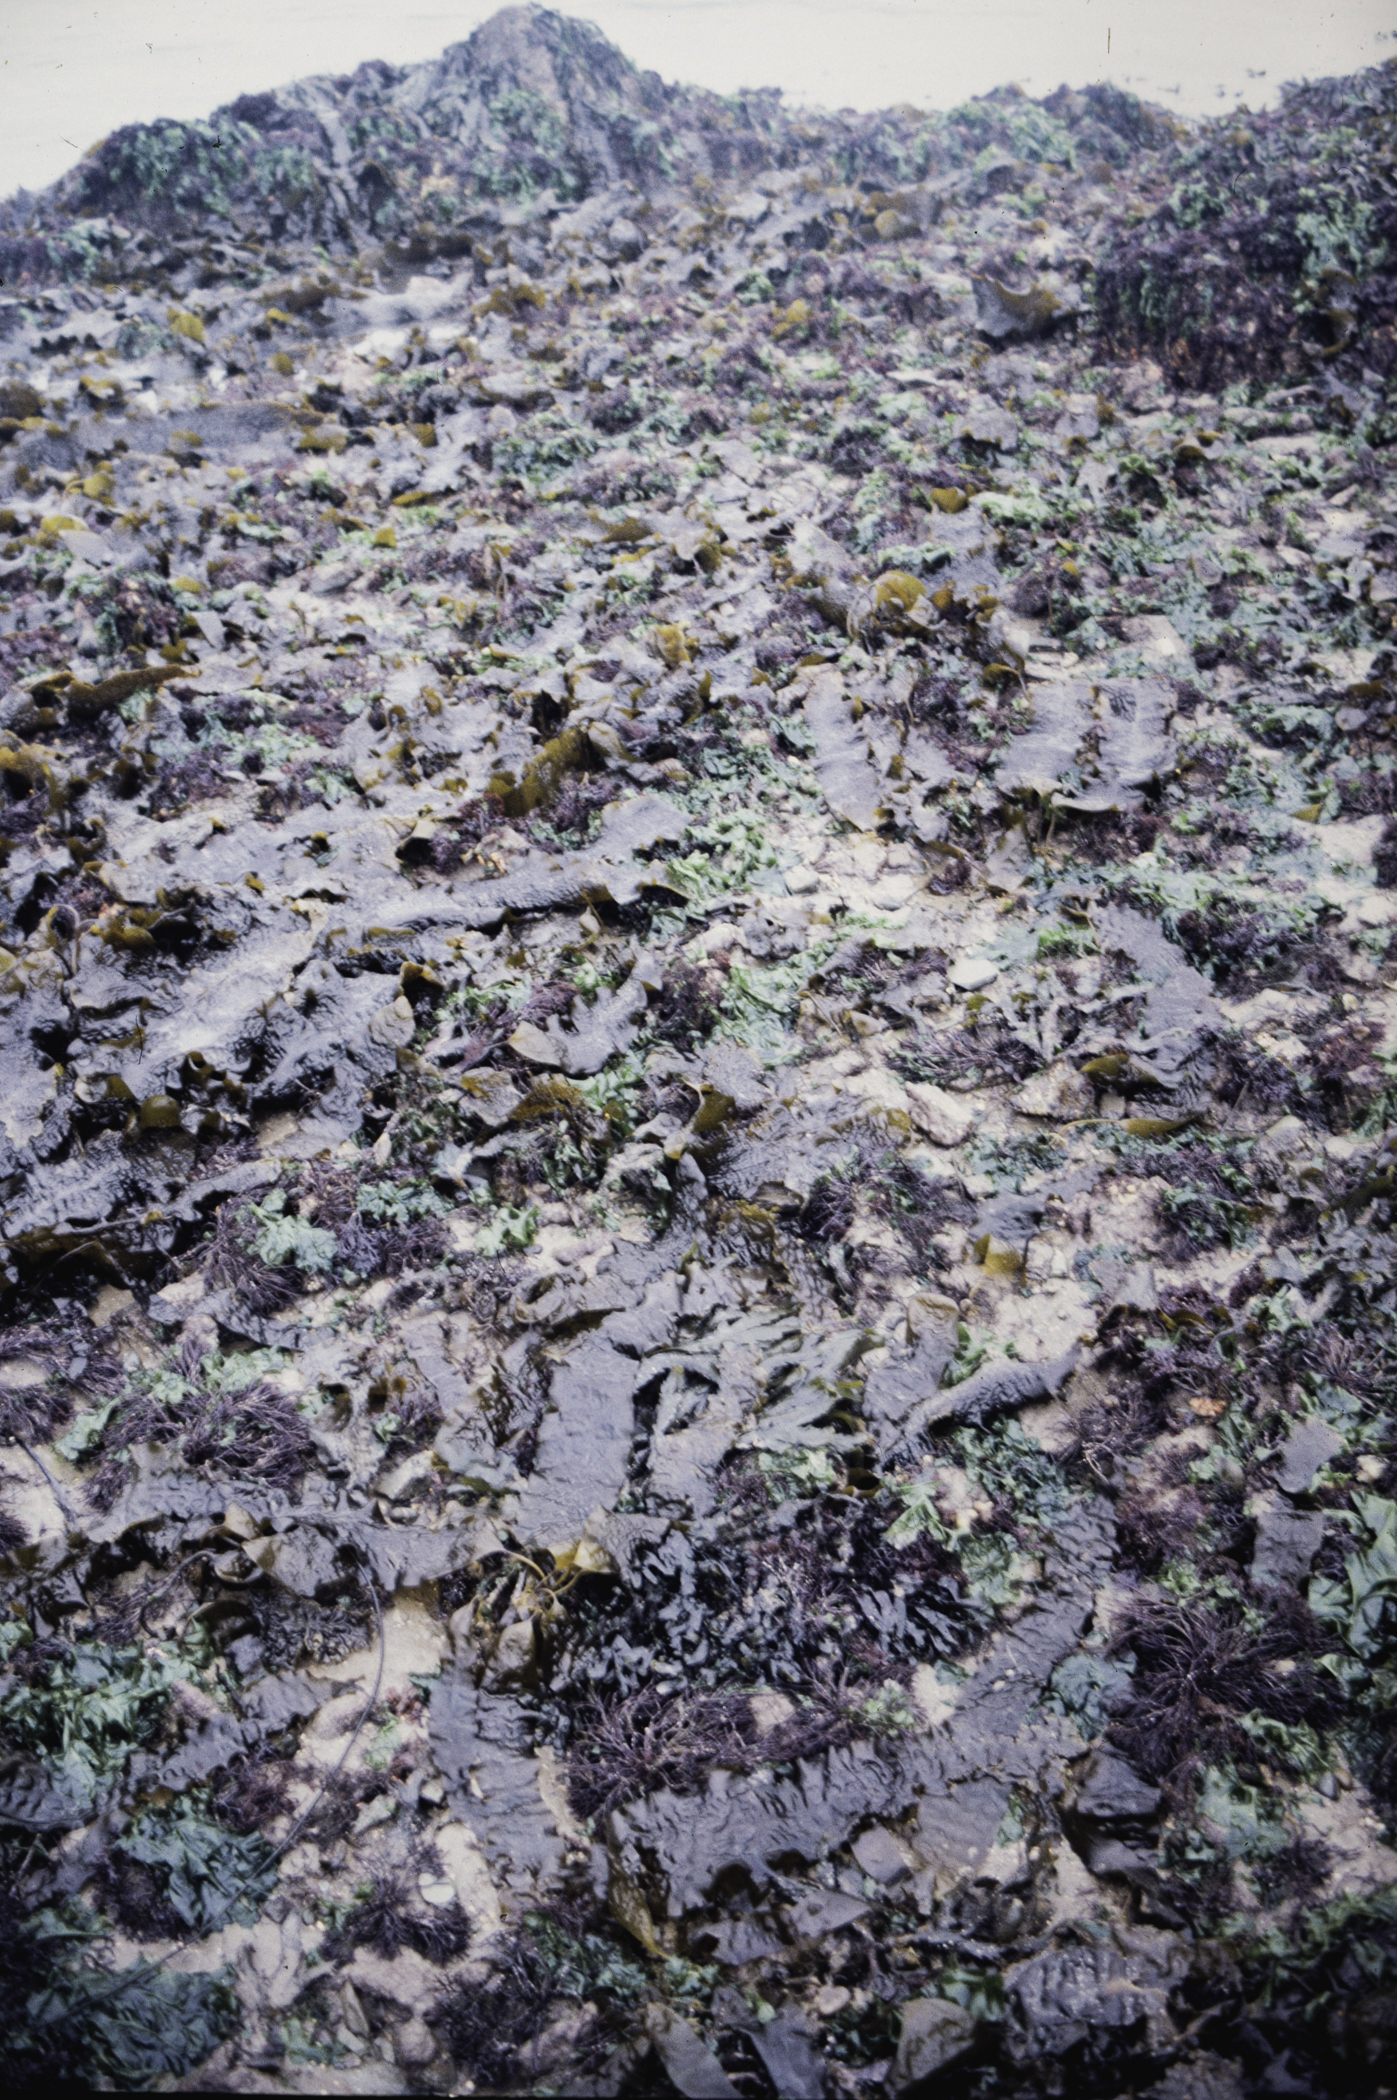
[1,0,1391,201]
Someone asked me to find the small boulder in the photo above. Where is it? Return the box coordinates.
[1120,613,1186,662]
[892,1998,977,2093]
[962,403,1019,450]
[644,2006,738,2098]
[1013,1060,1094,1120]
[1276,1416,1343,1497]
[1075,1749,1163,1827]
[1250,1493,1326,1587]
[395,2016,437,2068]
[851,1824,910,1884]
[906,1081,975,1147]
[947,955,999,991]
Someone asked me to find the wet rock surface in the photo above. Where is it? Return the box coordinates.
[0,8,1396,2093]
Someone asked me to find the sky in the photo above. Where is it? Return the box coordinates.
[0,0,1391,202]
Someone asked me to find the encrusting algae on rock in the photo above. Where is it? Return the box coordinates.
[0,7,1395,2091]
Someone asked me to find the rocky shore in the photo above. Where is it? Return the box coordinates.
[0,11,1395,2093]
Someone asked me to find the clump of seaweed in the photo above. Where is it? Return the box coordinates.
[324,1870,473,1965]
[647,960,722,1052]
[432,1901,642,2091]
[1108,1587,1339,1797]
[87,1361,315,1507]
[1154,1143,1262,1254]
[426,792,506,871]
[893,1016,1040,1091]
